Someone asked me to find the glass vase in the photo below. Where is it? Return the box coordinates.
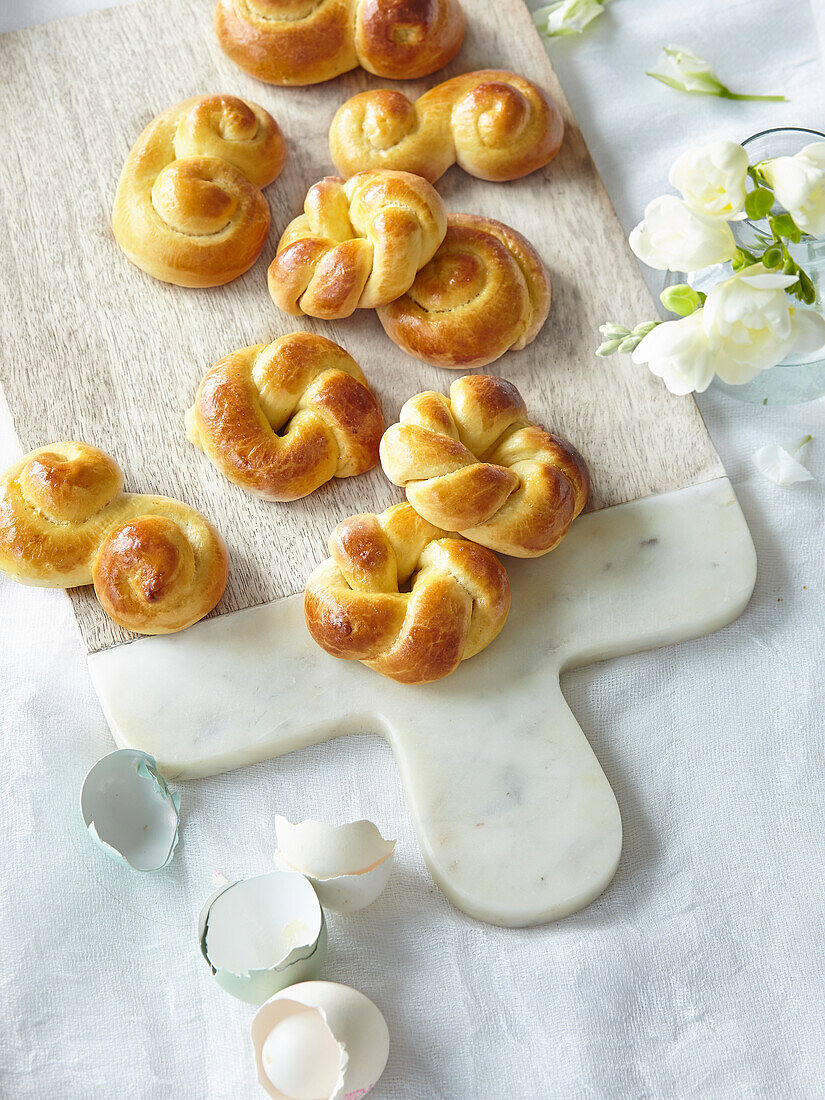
[665,126,825,406]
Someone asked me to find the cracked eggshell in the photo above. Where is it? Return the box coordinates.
[80,748,180,871]
[199,871,327,1005]
[251,981,390,1100]
[274,816,396,913]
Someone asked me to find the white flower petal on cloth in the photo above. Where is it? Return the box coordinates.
[669,140,749,219]
[647,46,724,95]
[533,0,608,36]
[629,195,737,272]
[753,444,814,486]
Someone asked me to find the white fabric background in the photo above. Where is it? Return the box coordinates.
[1,1,824,1096]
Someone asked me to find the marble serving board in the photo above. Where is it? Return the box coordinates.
[0,0,756,925]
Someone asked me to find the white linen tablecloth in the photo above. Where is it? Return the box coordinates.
[1,1,824,1096]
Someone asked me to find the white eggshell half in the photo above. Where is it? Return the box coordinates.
[199,871,326,1005]
[80,749,180,872]
[251,981,390,1100]
[274,816,396,912]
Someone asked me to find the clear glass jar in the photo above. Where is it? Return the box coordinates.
[664,126,825,406]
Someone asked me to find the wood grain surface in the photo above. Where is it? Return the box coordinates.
[0,0,724,653]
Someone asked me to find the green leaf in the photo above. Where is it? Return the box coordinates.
[769,212,802,243]
[660,283,702,316]
[744,187,774,221]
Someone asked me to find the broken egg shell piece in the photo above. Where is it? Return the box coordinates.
[199,871,327,1005]
[273,816,396,913]
[80,748,180,872]
[251,980,390,1100]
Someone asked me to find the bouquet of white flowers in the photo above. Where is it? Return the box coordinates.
[600,139,825,395]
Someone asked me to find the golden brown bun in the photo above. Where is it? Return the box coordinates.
[215,0,465,86]
[380,375,589,557]
[112,95,286,287]
[186,332,384,501]
[268,170,446,319]
[0,443,228,634]
[304,502,510,683]
[330,69,563,183]
[377,214,551,369]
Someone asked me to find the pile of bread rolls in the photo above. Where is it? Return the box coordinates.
[0,0,593,683]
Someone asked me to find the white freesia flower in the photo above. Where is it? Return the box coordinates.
[533,0,608,37]
[647,46,724,95]
[669,140,749,220]
[702,264,825,383]
[753,437,813,486]
[629,195,737,272]
[647,45,784,101]
[632,310,718,395]
[759,143,825,237]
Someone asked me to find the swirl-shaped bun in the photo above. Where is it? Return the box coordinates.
[112,95,286,287]
[380,375,589,557]
[215,0,465,86]
[330,69,563,183]
[186,332,384,501]
[0,443,228,634]
[304,502,510,684]
[377,214,551,369]
[268,170,446,319]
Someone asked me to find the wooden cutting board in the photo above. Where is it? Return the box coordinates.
[0,0,723,655]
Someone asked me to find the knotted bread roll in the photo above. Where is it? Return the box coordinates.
[112,95,286,287]
[215,0,465,86]
[377,214,551,368]
[0,443,228,634]
[268,170,446,319]
[304,502,510,684]
[186,332,384,501]
[330,69,564,183]
[380,375,589,557]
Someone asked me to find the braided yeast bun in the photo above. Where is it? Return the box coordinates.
[215,0,464,86]
[0,443,228,634]
[268,170,446,319]
[186,333,383,501]
[112,95,285,287]
[380,375,589,557]
[330,70,563,183]
[377,214,551,369]
[304,503,509,684]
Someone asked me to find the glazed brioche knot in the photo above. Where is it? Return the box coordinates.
[0,443,228,634]
[268,170,447,319]
[186,332,384,501]
[215,0,465,86]
[330,69,564,183]
[380,375,590,558]
[112,95,285,287]
[304,502,510,684]
[377,214,552,369]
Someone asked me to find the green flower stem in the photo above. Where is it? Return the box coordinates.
[718,90,786,102]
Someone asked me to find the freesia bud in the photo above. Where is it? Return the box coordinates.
[629,195,738,272]
[660,283,704,317]
[759,143,825,238]
[647,45,785,101]
[533,0,608,36]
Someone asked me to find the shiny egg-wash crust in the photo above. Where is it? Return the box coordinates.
[186,332,384,501]
[380,374,589,558]
[0,443,228,634]
[112,95,285,287]
[330,69,564,183]
[268,170,446,319]
[378,213,552,369]
[215,0,465,86]
[304,502,510,684]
